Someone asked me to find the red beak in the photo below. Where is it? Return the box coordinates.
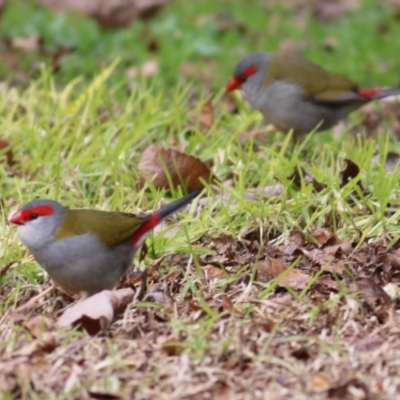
[225,77,242,92]
[8,211,25,225]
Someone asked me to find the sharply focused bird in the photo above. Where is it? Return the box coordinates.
[9,192,199,295]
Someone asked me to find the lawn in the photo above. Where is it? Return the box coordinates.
[1,0,400,399]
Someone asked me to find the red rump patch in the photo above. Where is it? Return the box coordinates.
[358,88,382,98]
[132,214,162,247]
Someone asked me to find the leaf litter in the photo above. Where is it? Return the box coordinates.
[2,1,400,398]
[3,151,400,398]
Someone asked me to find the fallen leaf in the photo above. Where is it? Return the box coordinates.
[279,269,310,290]
[340,158,360,186]
[289,229,306,246]
[161,339,185,356]
[134,0,168,20]
[312,375,330,389]
[0,140,15,167]
[324,242,353,256]
[289,166,326,192]
[311,227,336,247]
[221,294,241,315]
[11,35,41,53]
[24,316,54,338]
[197,99,215,130]
[291,347,310,360]
[37,0,168,29]
[14,333,57,357]
[88,391,121,400]
[138,145,214,192]
[352,336,384,352]
[376,253,400,270]
[315,275,338,291]
[202,264,226,281]
[36,0,97,14]
[214,12,246,33]
[123,351,148,369]
[383,283,399,299]
[355,277,392,308]
[312,0,359,22]
[327,378,368,399]
[0,0,7,19]
[57,288,134,335]
[256,257,310,290]
[256,257,286,282]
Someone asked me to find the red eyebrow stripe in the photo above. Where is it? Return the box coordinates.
[21,205,54,220]
[239,65,257,79]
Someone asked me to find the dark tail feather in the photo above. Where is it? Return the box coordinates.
[155,191,201,220]
[131,191,201,248]
[371,88,400,100]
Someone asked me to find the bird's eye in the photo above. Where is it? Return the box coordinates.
[30,213,39,220]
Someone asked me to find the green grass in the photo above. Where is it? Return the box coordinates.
[2,0,400,398]
[2,0,400,88]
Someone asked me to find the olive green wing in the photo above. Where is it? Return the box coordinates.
[265,51,360,103]
[54,209,148,247]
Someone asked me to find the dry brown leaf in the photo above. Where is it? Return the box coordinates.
[0,0,7,19]
[161,339,185,356]
[315,275,338,291]
[312,375,330,389]
[214,12,246,33]
[289,229,306,247]
[197,100,215,130]
[14,332,57,357]
[0,140,15,167]
[355,278,392,308]
[35,0,97,14]
[134,0,168,20]
[340,158,360,187]
[352,336,384,352]
[57,288,134,335]
[376,253,400,270]
[257,257,310,290]
[289,166,326,192]
[256,257,286,283]
[312,0,359,22]
[36,0,168,29]
[123,351,148,369]
[279,269,310,290]
[202,264,226,281]
[11,35,41,53]
[327,378,368,399]
[88,390,121,400]
[312,227,337,247]
[324,242,353,256]
[222,295,234,313]
[138,145,214,192]
[383,283,399,299]
[24,316,54,338]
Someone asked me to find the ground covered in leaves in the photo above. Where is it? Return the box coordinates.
[2,0,400,399]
